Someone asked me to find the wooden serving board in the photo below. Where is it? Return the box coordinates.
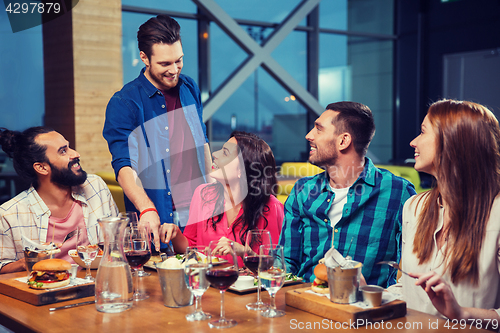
[0,277,94,306]
[286,287,406,325]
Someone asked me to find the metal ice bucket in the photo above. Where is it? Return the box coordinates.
[327,260,362,304]
[156,265,193,308]
[23,249,53,274]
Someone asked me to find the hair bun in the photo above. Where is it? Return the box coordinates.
[0,128,18,157]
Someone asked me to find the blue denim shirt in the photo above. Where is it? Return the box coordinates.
[103,69,208,244]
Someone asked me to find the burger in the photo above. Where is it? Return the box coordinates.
[311,263,329,294]
[28,259,71,289]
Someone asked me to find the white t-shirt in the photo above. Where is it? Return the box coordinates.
[327,185,350,227]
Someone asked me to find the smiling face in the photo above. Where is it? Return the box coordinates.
[410,115,437,177]
[35,131,87,187]
[140,41,184,91]
[305,110,340,168]
[211,137,242,182]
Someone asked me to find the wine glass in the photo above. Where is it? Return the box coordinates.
[76,226,99,281]
[259,244,286,318]
[184,246,212,321]
[119,211,151,277]
[123,223,151,301]
[243,229,271,310]
[205,240,239,329]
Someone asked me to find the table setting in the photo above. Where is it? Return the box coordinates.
[0,226,492,332]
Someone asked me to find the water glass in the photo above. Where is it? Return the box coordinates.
[259,244,286,318]
[184,246,212,321]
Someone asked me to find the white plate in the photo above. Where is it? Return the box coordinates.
[144,257,230,270]
[68,249,102,269]
[144,255,162,270]
[228,277,303,293]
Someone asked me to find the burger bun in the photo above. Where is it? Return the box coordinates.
[313,263,328,281]
[311,263,329,294]
[32,258,71,272]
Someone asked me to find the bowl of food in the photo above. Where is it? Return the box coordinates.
[233,275,255,289]
[68,249,102,269]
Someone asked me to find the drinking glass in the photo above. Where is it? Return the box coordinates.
[259,244,286,318]
[76,226,99,281]
[243,229,271,310]
[205,240,239,329]
[124,223,151,301]
[119,211,151,277]
[184,246,212,321]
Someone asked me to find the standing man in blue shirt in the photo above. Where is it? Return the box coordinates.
[279,102,416,287]
[103,15,212,251]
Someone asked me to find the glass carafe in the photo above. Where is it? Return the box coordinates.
[95,216,133,313]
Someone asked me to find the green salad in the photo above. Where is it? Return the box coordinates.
[253,273,300,286]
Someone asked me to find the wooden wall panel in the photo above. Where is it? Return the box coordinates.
[44,0,122,174]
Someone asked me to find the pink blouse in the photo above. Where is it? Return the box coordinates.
[183,184,284,267]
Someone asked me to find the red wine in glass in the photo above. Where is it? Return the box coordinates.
[125,250,151,269]
[244,255,273,275]
[206,269,238,290]
[243,256,259,275]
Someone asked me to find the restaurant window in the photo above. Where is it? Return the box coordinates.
[319,0,395,163]
[121,0,197,14]
[120,0,395,164]
[210,22,308,163]
[0,9,44,131]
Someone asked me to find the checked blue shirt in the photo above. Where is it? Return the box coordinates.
[279,158,416,287]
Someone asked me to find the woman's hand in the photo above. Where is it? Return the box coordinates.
[410,271,464,320]
[160,223,180,244]
[212,237,244,257]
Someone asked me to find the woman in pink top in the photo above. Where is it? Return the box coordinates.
[161,131,284,263]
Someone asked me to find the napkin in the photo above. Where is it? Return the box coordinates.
[22,235,56,250]
[323,247,348,268]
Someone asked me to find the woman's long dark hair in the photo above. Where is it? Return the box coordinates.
[202,131,278,245]
[413,100,500,285]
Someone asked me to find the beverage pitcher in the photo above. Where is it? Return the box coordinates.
[95,216,133,313]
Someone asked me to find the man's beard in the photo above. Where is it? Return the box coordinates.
[308,145,338,169]
[149,67,179,91]
[49,159,87,187]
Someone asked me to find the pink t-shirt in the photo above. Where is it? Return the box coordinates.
[46,200,85,264]
[183,184,284,267]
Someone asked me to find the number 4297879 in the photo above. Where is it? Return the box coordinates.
[5,2,61,14]
[444,319,498,330]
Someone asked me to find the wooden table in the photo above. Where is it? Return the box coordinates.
[0,270,490,333]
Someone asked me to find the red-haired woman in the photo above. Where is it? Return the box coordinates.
[402,99,500,325]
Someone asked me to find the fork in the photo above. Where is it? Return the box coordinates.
[376,260,413,277]
[62,229,77,245]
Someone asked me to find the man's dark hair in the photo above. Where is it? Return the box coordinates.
[0,126,54,188]
[137,15,181,59]
[326,101,375,156]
